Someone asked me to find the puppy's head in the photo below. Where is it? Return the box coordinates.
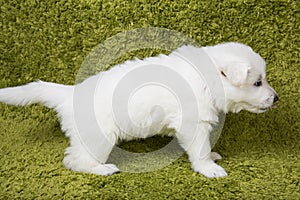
[205,42,278,113]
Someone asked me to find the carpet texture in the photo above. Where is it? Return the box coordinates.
[0,0,299,199]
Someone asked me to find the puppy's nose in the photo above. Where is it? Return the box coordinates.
[273,94,279,103]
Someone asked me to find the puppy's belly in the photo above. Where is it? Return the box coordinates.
[126,86,181,138]
[115,104,178,140]
[92,82,180,140]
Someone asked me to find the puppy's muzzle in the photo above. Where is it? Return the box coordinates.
[273,94,279,103]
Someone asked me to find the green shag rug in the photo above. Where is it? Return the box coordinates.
[0,0,299,199]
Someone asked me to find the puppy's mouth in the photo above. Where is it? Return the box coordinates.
[259,104,277,111]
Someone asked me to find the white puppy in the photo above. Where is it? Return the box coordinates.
[0,42,278,178]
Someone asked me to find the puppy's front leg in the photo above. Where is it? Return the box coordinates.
[177,122,227,178]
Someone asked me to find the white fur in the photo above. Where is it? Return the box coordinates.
[0,42,278,178]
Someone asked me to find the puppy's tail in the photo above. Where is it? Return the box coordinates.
[0,80,74,109]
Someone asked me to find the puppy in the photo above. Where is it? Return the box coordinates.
[0,42,278,178]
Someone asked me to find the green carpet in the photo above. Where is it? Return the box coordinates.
[0,0,299,199]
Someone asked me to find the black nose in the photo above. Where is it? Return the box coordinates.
[273,94,279,103]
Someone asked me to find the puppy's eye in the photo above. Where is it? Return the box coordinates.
[254,81,262,87]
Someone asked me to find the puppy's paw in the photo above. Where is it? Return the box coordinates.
[192,159,227,178]
[91,164,120,176]
[210,152,222,161]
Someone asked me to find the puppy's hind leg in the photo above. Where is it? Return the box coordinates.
[62,129,119,176]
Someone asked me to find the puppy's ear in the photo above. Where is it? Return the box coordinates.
[221,63,250,86]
